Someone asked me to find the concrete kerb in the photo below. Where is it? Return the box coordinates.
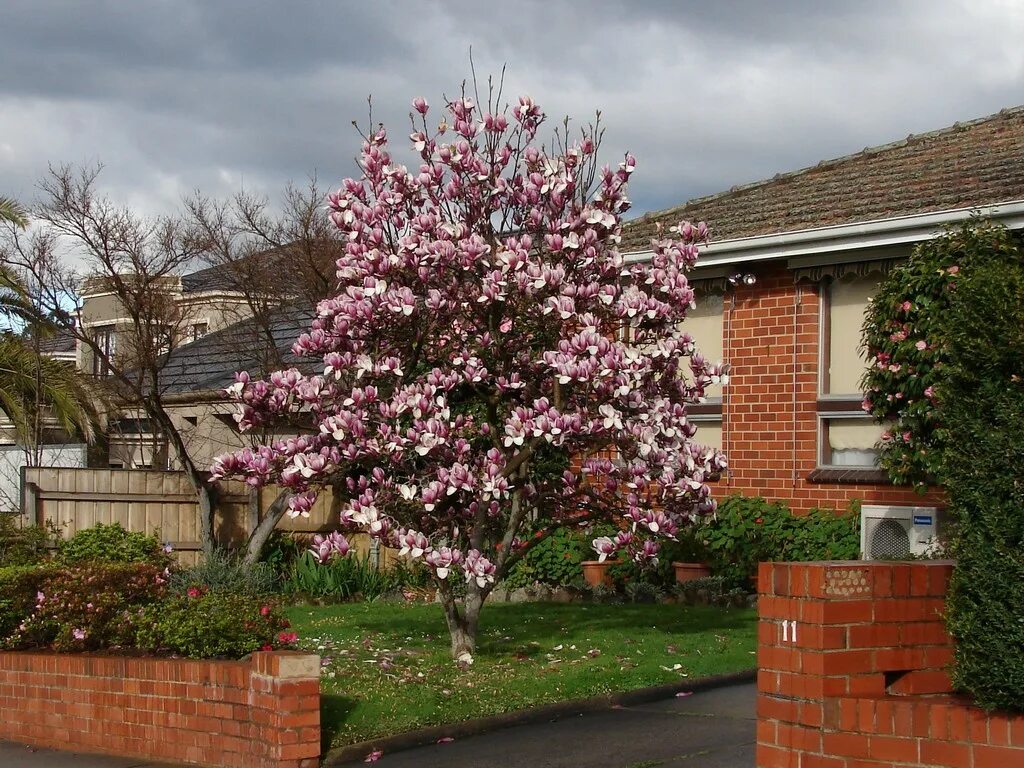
[321,668,756,766]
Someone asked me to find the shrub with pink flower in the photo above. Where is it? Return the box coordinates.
[861,220,1012,490]
[211,84,726,657]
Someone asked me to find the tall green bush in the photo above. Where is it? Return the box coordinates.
[936,226,1024,711]
[58,522,169,567]
[0,516,57,567]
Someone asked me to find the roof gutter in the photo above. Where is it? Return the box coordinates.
[624,199,1024,267]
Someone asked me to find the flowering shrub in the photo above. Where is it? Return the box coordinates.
[57,522,171,567]
[4,562,167,652]
[135,592,294,659]
[860,222,1018,491]
[210,84,727,657]
[932,226,1024,711]
[0,565,49,638]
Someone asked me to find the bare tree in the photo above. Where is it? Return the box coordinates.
[183,178,343,564]
[8,165,342,562]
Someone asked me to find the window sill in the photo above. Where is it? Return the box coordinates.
[807,467,892,485]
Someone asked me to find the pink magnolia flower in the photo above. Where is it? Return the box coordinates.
[310,532,350,564]
[463,550,496,588]
[915,340,928,351]
[592,536,616,562]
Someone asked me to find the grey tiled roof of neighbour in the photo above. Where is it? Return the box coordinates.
[158,305,315,395]
[620,105,1024,252]
[180,245,295,293]
[37,328,77,355]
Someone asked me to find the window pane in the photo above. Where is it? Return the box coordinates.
[683,291,724,399]
[827,276,878,395]
[692,418,722,451]
[821,416,885,467]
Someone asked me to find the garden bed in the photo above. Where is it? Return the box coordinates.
[287,601,756,748]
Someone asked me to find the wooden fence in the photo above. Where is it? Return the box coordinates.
[19,467,394,567]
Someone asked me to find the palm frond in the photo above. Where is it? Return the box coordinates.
[0,196,29,228]
[0,264,47,330]
[0,335,99,444]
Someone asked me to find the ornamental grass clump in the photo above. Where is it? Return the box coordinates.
[211,82,727,658]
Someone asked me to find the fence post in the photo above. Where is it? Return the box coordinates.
[19,467,39,527]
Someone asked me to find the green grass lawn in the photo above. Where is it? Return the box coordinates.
[286,600,757,748]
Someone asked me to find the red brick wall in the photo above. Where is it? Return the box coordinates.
[757,561,1024,767]
[719,263,942,513]
[0,650,320,768]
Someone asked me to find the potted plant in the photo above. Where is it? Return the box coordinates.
[581,532,620,587]
[668,528,713,584]
[581,559,616,588]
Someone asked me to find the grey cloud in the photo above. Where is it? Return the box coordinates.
[1,0,1022,221]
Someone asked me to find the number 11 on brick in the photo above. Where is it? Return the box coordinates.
[781,619,798,644]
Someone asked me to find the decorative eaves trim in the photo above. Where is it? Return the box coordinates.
[625,199,1024,268]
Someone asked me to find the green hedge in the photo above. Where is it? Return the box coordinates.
[937,225,1024,711]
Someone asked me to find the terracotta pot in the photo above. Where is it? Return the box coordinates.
[581,560,615,588]
[673,561,712,583]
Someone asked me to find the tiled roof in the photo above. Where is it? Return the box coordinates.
[181,245,294,294]
[621,105,1024,252]
[36,328,76,355]
[157,305,314,395]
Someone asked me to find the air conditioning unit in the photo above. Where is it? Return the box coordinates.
[860,505,942,560]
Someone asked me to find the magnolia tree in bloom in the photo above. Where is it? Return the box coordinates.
[211,87,727,658]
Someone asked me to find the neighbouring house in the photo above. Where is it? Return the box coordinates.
[74,257,315,469]
[621,104,1024,513]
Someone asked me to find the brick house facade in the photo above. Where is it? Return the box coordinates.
[623,106,1024,513]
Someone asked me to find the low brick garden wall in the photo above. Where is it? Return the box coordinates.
[0,650,320,768]
[757,560,1024,767]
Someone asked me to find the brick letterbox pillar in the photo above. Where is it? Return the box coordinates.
[756,560,954,767]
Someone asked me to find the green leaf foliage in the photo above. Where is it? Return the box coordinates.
[135,592,291,659]
[0,516,58,567]
[57,522,170,567]
[701,496,860,585]
[936,225,1024,711]
[286,550,423,601]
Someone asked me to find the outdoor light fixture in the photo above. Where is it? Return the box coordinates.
[727,272,757,287]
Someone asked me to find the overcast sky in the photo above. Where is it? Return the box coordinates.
[2,0,1023,221]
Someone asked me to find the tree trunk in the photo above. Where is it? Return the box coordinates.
[241,489,291,567]
[440,587,485,659]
